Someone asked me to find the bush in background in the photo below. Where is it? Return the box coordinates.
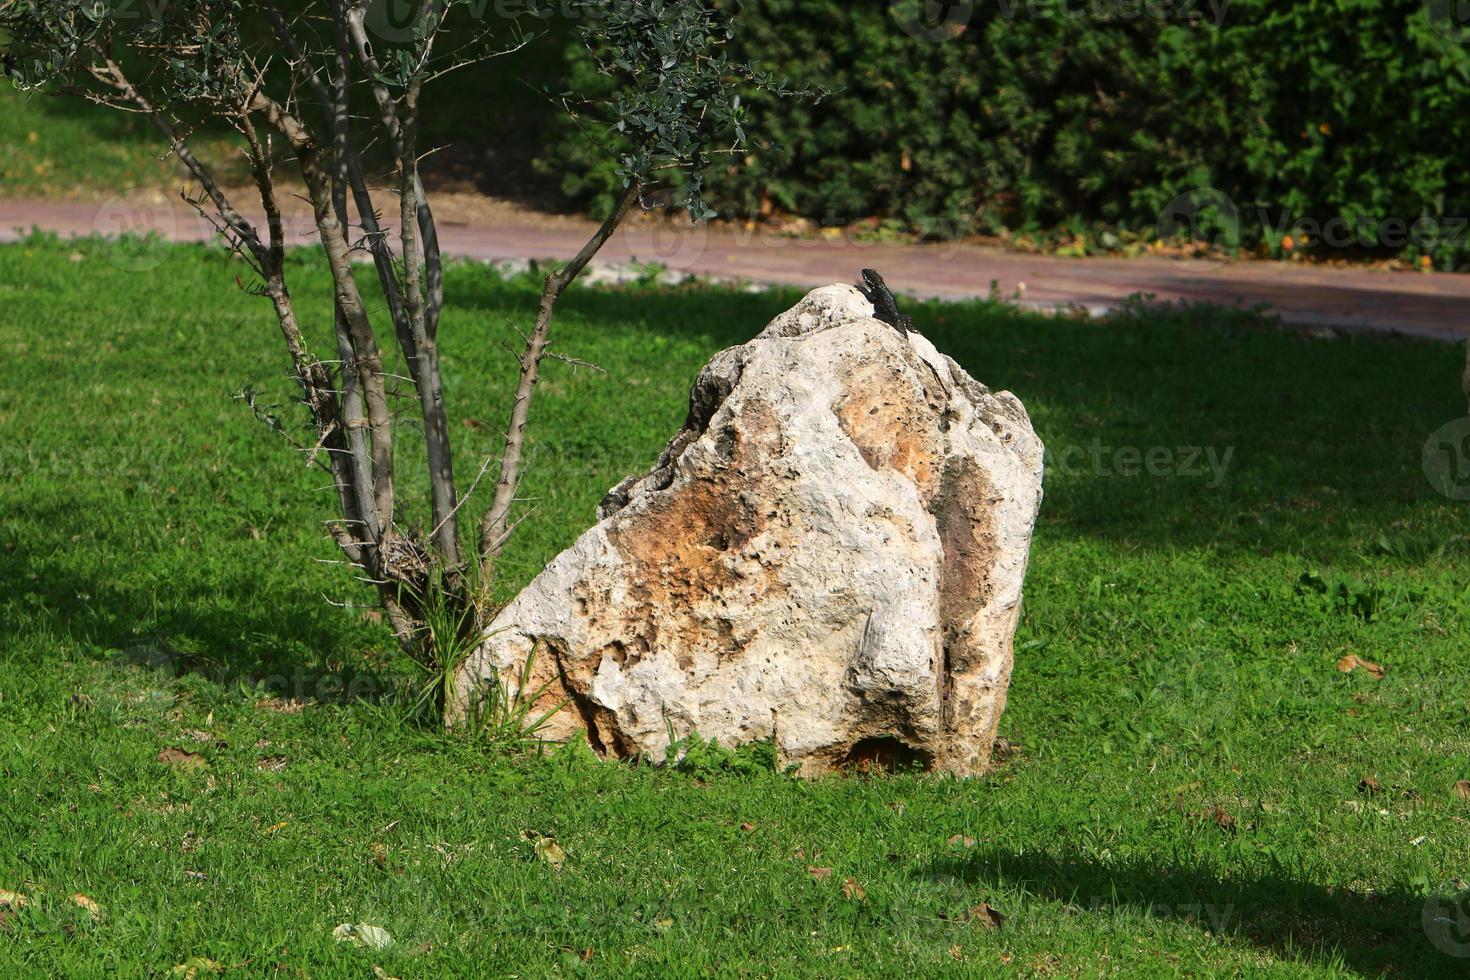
[545,0,1470,266]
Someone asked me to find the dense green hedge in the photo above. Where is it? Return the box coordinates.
[543,0,1470,263]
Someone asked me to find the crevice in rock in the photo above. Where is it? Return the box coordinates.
[841,735,933,774]
[544,636,628,759]
[939,643,954,728]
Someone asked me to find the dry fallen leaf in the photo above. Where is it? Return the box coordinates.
[256,755,289,772]
[169,957,224,977]
[1358,776,1382,797]
[332,923,393,950]
[948,945,964,960]
[739,822,756,833]
[156,747,208,772]
[371,966,402,980]
[70,893,102,920]
[1453,780,1470,800]
[1336,654,1385,679]
[967,902,1006,930]
[1179,802,1236,830]
[947,834,977,848]
[533,837,566,870]
[0,890,28,909]
[807,866,833,881]
[887,801,907,814]
[841,877,866,901]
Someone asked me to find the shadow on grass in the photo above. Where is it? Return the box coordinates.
[4,265,1464,702]
[930,848,1467,977]
[0,506,390,704]
[451,274,1463,563]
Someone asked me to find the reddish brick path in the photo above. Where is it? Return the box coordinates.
[4,196,1466,341]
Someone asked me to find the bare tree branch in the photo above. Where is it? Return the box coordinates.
[478,181,643,587]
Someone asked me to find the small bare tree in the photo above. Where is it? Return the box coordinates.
[1,0,804,712]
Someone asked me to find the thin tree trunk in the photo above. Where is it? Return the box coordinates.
[251,91,398,537]
[477,182,642,590]
[396,81,461,564]
[339,2,460,563]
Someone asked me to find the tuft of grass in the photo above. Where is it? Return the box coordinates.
[0,236,1467,976]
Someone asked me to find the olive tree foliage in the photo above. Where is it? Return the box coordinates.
[1,0,795,704]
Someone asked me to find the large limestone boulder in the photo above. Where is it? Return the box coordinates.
[455,284,1044,776]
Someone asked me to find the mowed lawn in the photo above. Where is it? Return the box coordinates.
[1,236,1467,977]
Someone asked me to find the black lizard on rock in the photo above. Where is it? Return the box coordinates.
[857,268,914,336]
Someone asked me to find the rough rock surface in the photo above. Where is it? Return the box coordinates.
[454,284,1044,776]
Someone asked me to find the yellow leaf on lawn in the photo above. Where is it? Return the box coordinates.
[534,837,566,870]
[70,893,102,920]
[1336,654,1385,680]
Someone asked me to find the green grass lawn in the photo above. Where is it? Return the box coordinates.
[1,236,1468,977]
[0,82,247,198]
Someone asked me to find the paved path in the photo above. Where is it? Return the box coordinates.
[4,196,1466,341]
